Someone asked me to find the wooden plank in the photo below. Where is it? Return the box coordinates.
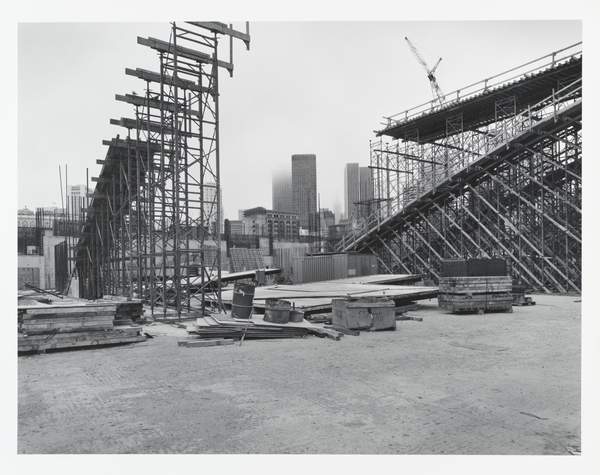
[19,303,117,313]
[21,311,116,320]
[18,334,146,353]
[178,339,235,348]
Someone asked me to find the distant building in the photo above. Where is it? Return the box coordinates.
[291,154,317,232]
[67,185,93,218]
[241,207,300,240]
[18,207,35,227]
[227,219,245,235]
[344,164,374,223]
[344,163,360,221]
[272,170,294,213]
[319,208,335,238]
[358,166,374,219]
[327,222,351,242]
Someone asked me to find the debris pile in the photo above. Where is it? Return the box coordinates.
[189,314,343,341]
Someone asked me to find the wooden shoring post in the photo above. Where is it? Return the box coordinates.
[417,210,461,258]
[213,33,223,312]
[460,196,548,292]
[172,21,182,320]
[365,242,393,274]
[159,52,167,319]
[389,227,439,281]
[135,105,143,300]
[183,92,191,312]
[484,168,581,243]
[126,133,134,297]
[375,234,412,274]
[431,201,487,258]
[467,183,573,292]
[145,81,156,315]
[121,138,127,295]
[199,58,206,315]
[404,218,444,263]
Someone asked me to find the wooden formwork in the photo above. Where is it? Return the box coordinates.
[438,276,513,314]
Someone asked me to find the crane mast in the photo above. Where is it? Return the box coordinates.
[405,36,445,105]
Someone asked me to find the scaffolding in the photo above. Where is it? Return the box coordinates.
[338,42,582,293]
[75,22,251,319]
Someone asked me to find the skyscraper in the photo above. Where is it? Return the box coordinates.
[359,166,374,219]
[272,170,293,213]
[344,163,360,221]
[291,154,317,231]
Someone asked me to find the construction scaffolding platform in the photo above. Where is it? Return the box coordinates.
[337,42,582,293]
[73,22,251,319]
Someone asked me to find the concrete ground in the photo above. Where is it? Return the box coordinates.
[18,294,580,454]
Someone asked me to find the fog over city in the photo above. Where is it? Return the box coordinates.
[19,21,580,221]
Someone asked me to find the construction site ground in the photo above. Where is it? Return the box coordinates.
[18,294,580,454]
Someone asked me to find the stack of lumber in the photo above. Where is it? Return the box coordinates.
[438,276,513,313]
[95,296,144,325]
[190,314,343,341]
[18,298,146,354]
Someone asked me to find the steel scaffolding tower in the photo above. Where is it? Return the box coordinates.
[75,22,251,319]
[337,43,582,293]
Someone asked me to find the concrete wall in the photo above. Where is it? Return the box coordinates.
[18,255,45,289]
[43,230,66,289]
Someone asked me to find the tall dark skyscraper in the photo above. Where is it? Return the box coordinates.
[344,163,360,221]
[359,166,374,219]
[291,154,317,231]
[272,170,293,213]
[345,163,373,222]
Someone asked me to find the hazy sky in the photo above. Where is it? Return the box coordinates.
[18,21,581,219]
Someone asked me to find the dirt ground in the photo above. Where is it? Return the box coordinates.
[17,294,581,454]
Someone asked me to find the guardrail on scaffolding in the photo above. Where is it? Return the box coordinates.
[379,41,582,130]
[337,77,582,252]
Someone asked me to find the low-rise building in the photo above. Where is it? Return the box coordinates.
[227,219,245,235]
[241,207,300,240]
[18,207,35,227]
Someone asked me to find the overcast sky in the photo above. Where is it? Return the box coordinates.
[18,21,581,220]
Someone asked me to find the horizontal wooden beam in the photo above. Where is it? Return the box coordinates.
[372,149,443,165]
[115,93,201,117]
[186,22,250,49]
[110,117,201,139]
[137,36,234,73]
[368,165,412,174]
[125,68,214,95]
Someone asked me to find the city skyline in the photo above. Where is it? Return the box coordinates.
[17,22,582,221]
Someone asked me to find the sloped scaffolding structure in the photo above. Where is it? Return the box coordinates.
[337,42,582,293]
[75,22,251,318]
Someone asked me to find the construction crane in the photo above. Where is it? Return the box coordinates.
[405,36,445,105]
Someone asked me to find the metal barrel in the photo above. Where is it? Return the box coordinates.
[264,299,291,324]
[231,282,256,319]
